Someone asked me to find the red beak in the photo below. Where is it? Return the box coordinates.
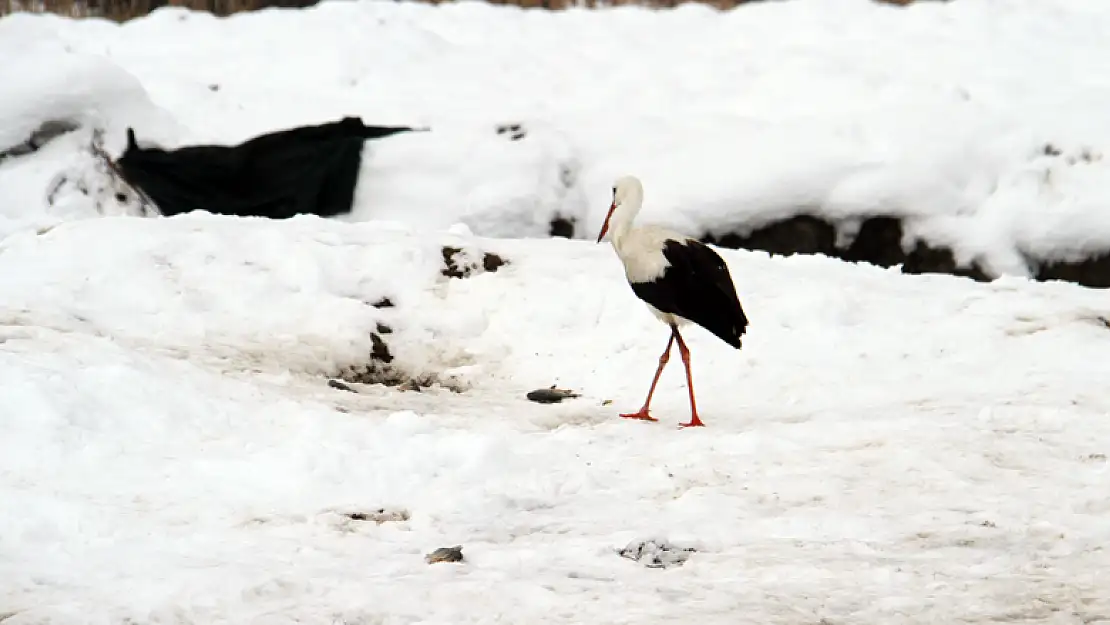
[597,202,616,243]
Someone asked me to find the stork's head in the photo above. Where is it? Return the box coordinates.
[596,175,645,243]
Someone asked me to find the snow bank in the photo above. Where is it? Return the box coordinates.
[0,18,181,236]
[4,0,1110,278]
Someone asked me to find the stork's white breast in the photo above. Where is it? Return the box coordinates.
[613,225,690,284]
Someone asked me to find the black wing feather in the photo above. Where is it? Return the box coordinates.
[629,239,748,349]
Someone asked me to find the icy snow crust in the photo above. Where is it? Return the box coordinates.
[5,0,1110,272]
[3,1,1110,622]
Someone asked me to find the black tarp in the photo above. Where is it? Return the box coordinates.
[115,116,419,219]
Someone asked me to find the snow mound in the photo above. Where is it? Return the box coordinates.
[0,41,178,155]
[0,30,181,237]
[0,215,508,389]
[5,0,1110,284]
[349,120,588,239]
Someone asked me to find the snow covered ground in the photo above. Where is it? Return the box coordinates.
[3,214,1110,624]
[4,0,1110,623]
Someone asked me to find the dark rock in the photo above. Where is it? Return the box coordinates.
[549,216,576,239]
[526,386,581,404]
[376,322,393,334]
[495,123,526,141]
[705,215,837,257]
[700,207,1110,288]
[370,333,393,363]
[902,240,991,282]
[841,216,905,268]
[370,297,394,308]
[328,379,357,393]
[0,119,81,163]
[425,545,464,564]
[1035,253,1110,288]
[483,251,507,273]
[703,214,995,285]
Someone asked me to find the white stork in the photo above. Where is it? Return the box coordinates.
[596,175,749,428]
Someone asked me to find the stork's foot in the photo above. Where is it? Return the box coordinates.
[677,416,705,428]
[620,410,658,422]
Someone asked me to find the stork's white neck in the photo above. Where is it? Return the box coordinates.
[608,185,644,254]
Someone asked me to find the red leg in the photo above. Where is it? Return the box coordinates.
[620,332,674,422]
[673,329,705,428]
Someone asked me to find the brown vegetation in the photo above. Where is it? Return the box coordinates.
[3,0,317,19]
[2,0,938,21]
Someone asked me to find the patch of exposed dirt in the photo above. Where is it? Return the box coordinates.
[330,327,466,393]
[618,539,697,569]
[337,507,411,525]
[330,255,506,393]
[442,246,507,279]
[334,345,428,388]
